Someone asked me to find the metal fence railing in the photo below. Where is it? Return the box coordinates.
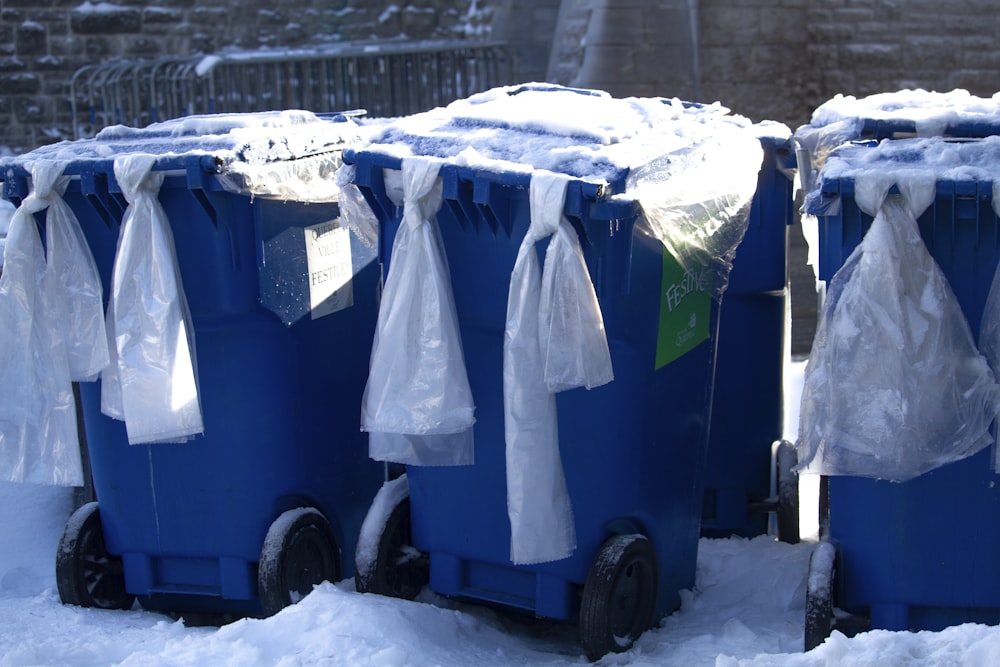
[71,40,517,138]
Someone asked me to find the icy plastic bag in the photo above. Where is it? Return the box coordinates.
[360,157,476,466]
[797,182,999,481]
[504,172,613,565]
[107,154,203,444]
[0,161,82,485]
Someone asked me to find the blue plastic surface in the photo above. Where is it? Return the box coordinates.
[726,135,795,296]
[349,151,718,623]
[811,172,1000,631]
[701,134,794,538]
[859,117,1000,141]
[3,153,383,616]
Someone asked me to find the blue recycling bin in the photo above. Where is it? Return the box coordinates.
[701,131,796,540]
[351,153,718,657]
[342,84,765,660]
[1,112,384,617]
[804,138,1000,636]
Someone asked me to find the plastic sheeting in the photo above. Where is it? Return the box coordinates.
[0,161,91,486]
[504,172,614,565]
[797,178,1000,481]
[628,131,763,299]
[104,154,203,445]
[335,164,379,252]
[360,157,476,466]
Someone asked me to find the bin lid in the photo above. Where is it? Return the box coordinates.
[1,110,364,202]
[806,89,1000,139]
[355,83,760,194]
[794,89,1000,194]
[806,135,1000,217]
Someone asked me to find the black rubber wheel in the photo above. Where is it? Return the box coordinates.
[579,533,658,662]
[775,440,800,544]
[355,497,428,600]
[56,501,134,610]
[258,508,340,617]
[804,540,837,651]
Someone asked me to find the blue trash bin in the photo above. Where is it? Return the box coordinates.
[701,129,797,540]
[800,136,1000,644]
[345,84,764,660]
[1,111,384,618]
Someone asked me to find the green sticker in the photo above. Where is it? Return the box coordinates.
[655,248,712,369]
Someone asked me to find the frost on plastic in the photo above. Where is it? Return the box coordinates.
[797,176,1000,481]
[0,161,85,486]
[504,172,613,565]
[360,157,476,466]
[104,154,203,444]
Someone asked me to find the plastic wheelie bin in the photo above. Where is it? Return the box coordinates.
[701,125,798,541]
[796,136,1000,648]
[0,110,384,618]
[345,84,764,660]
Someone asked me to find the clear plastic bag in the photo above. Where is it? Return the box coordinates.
[360,157,476,466]
[504,172,613,565]
[797,184,999,481]
[107,154,203,444]
[0,161,82,486]
[335,163,379,251]
[628,131,762,299]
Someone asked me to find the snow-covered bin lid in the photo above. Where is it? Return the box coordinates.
[795,89,1000,194]
[806,135,1000,219]
[1,110,364,203]
[349,83,765,281]
[354,83,757,191]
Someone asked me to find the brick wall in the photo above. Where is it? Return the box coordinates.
[0,0,499,153]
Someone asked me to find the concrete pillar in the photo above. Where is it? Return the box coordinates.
[549,0,700,100]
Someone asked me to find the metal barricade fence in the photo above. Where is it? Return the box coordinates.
[71,40,516,138]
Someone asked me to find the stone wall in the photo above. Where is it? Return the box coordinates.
[0,0,499,153]
[546,0,1000,129]
[5,1,1000,153]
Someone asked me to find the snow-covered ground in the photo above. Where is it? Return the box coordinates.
[3,359,1000,667]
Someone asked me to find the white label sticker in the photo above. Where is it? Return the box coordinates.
[305,220,353,319]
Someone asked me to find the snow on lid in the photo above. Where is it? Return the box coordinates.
[808,135,1000,218]
[1,110,363,202]
[821,135,1000,184]
[8,109,360,167]
[809,89,1000,135]
[362,83,755,185]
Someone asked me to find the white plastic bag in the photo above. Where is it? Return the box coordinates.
[360,157,476,465]
[978,181,1000,373]
[0,161,82,486]
[797,180,999,481]
[107,154,203,444]
[504,172,613,565]
[41,167,109,382]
